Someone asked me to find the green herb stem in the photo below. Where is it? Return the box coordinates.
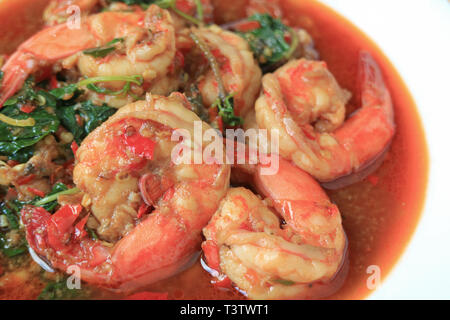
[34,187,80,206]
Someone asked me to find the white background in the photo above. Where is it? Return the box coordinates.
[318,0,450,299]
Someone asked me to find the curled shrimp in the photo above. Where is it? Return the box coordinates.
[202,158,347,299]
[0,5,177,108]
[22,94,230,291]
[254,52,395,187]
[184,25,262,119]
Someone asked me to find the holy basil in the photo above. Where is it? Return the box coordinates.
[0,105,59,162]
[238,14,298,72]
[56,101,116,144]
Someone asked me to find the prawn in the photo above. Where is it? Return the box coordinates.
[202,157,347,299]
[184,25,262,119]
[0,5,177,108]
[22,93,230,291]
[254,52,395,187]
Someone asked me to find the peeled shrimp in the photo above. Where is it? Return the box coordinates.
[22,93,230,291]
[202,158,347,299]
[254,52,395,186]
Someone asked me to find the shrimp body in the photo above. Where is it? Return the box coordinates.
[187,25,262,118]
[22,94,230,291]
[255,52,395,185]
[0,5,177,108]
[202,158,346,299]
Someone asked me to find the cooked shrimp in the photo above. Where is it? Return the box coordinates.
[0,5,177,108]
[185,25,262,118]
[22,93,230,291]
[202,158,347,299]
[255,52,395,186]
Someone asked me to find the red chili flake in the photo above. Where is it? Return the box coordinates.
[16,174,36,185]
[123,130,156,160]
[234,20,261,32]
[301,127,316,140]
[7,160,19,167]
[137,203,150,219]
[63,159,74,170]
[175,0,194,13]
[162,187,175,202]
[75,114,83,127]
[27,187,46,198]
[6,188,18,199]
[202,240,221,271]
[367,174,379,186]
[50,75,59,89]
[20,104,36,113]
[71,141,79,155]
[175,50,185,69]
[74,213,89,241]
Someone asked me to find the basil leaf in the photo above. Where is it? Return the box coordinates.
[49,84,79,100]
[38,278,82,300]
[238,14,297,72]
[0,105,59,161]
[83,37,124,58]
[0,202,20,229]
[56,101,116,144]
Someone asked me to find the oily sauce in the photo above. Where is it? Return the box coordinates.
[0,0,428,300]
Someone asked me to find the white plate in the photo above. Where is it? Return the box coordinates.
[318,0,450,299]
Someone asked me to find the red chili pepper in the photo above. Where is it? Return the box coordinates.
[234,20,261,32]
[74,213,89,241]
[20,104,36,113]
[6,187,17,199]
[71,141,79,155]
[6,160,19,167]
[202,240,221,271]
[123,131,156,160]
[50,75,59,89]
[162,187,175,202]
[16,174,36,185]
[175,50,185,69]
[75,114,83,127]
[47,204,82,251]
[123,292,168,300]
[63,159,74,170]
[175,0,194,13]
[27,187,45,198]
[301,127,316,140]
[137,203,150,219]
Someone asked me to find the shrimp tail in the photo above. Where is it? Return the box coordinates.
[359,50,394,124]
[0,23,96,107]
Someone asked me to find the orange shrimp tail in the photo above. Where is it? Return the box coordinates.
[0,23,96,107]
[110,212,200,291]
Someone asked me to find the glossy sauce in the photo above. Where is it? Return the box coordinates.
[0,0,428,300]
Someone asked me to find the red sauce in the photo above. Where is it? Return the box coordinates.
[0,0,428,300]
